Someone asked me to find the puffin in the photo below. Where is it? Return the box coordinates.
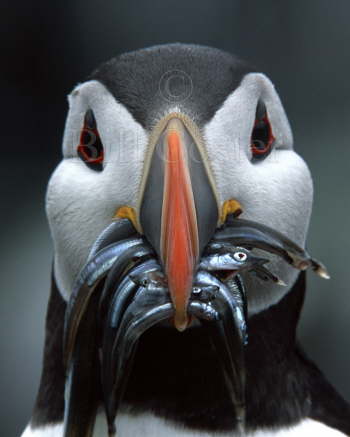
[21,44,350,437]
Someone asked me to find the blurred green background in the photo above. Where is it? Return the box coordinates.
[1,1,349,435]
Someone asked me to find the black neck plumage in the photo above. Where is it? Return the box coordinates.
[32,272,350,435]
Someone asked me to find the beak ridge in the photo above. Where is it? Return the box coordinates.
[161,121,199,330]
[139,115,219,330]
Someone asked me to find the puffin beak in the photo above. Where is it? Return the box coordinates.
[138,116,219,331]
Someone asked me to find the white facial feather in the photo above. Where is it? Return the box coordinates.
[203,73,313,314]
[21,415,346,437]
[47,74,313,314]
[46,81,148,300]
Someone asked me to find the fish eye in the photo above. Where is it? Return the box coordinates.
[251,101,275,162]
[233,251,248,262]
[77,109,104,171]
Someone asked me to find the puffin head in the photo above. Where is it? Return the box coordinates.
[46,43,313,327]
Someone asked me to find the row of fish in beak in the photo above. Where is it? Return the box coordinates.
[62,215,329,437]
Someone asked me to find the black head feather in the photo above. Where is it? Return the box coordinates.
[90,43,255,128]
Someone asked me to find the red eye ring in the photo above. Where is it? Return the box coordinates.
[251,115,275,158]
[77,128,104,164]
[77,109,104,171]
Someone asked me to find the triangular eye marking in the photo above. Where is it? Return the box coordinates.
[77,109,104,171]
[251,101,275,162]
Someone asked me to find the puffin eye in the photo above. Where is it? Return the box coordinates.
[77,109,104,171]
[251,101,275,161]
[233,251,248,262]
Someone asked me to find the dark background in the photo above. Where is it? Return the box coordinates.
[1,1,349,435]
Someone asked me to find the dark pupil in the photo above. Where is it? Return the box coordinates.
[78,109,104,171]
[252,120,270,149]
[81,130,101,159]
[251,100,274,160]
[81,131,95,150]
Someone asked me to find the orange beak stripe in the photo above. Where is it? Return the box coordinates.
[161,123,199,331]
